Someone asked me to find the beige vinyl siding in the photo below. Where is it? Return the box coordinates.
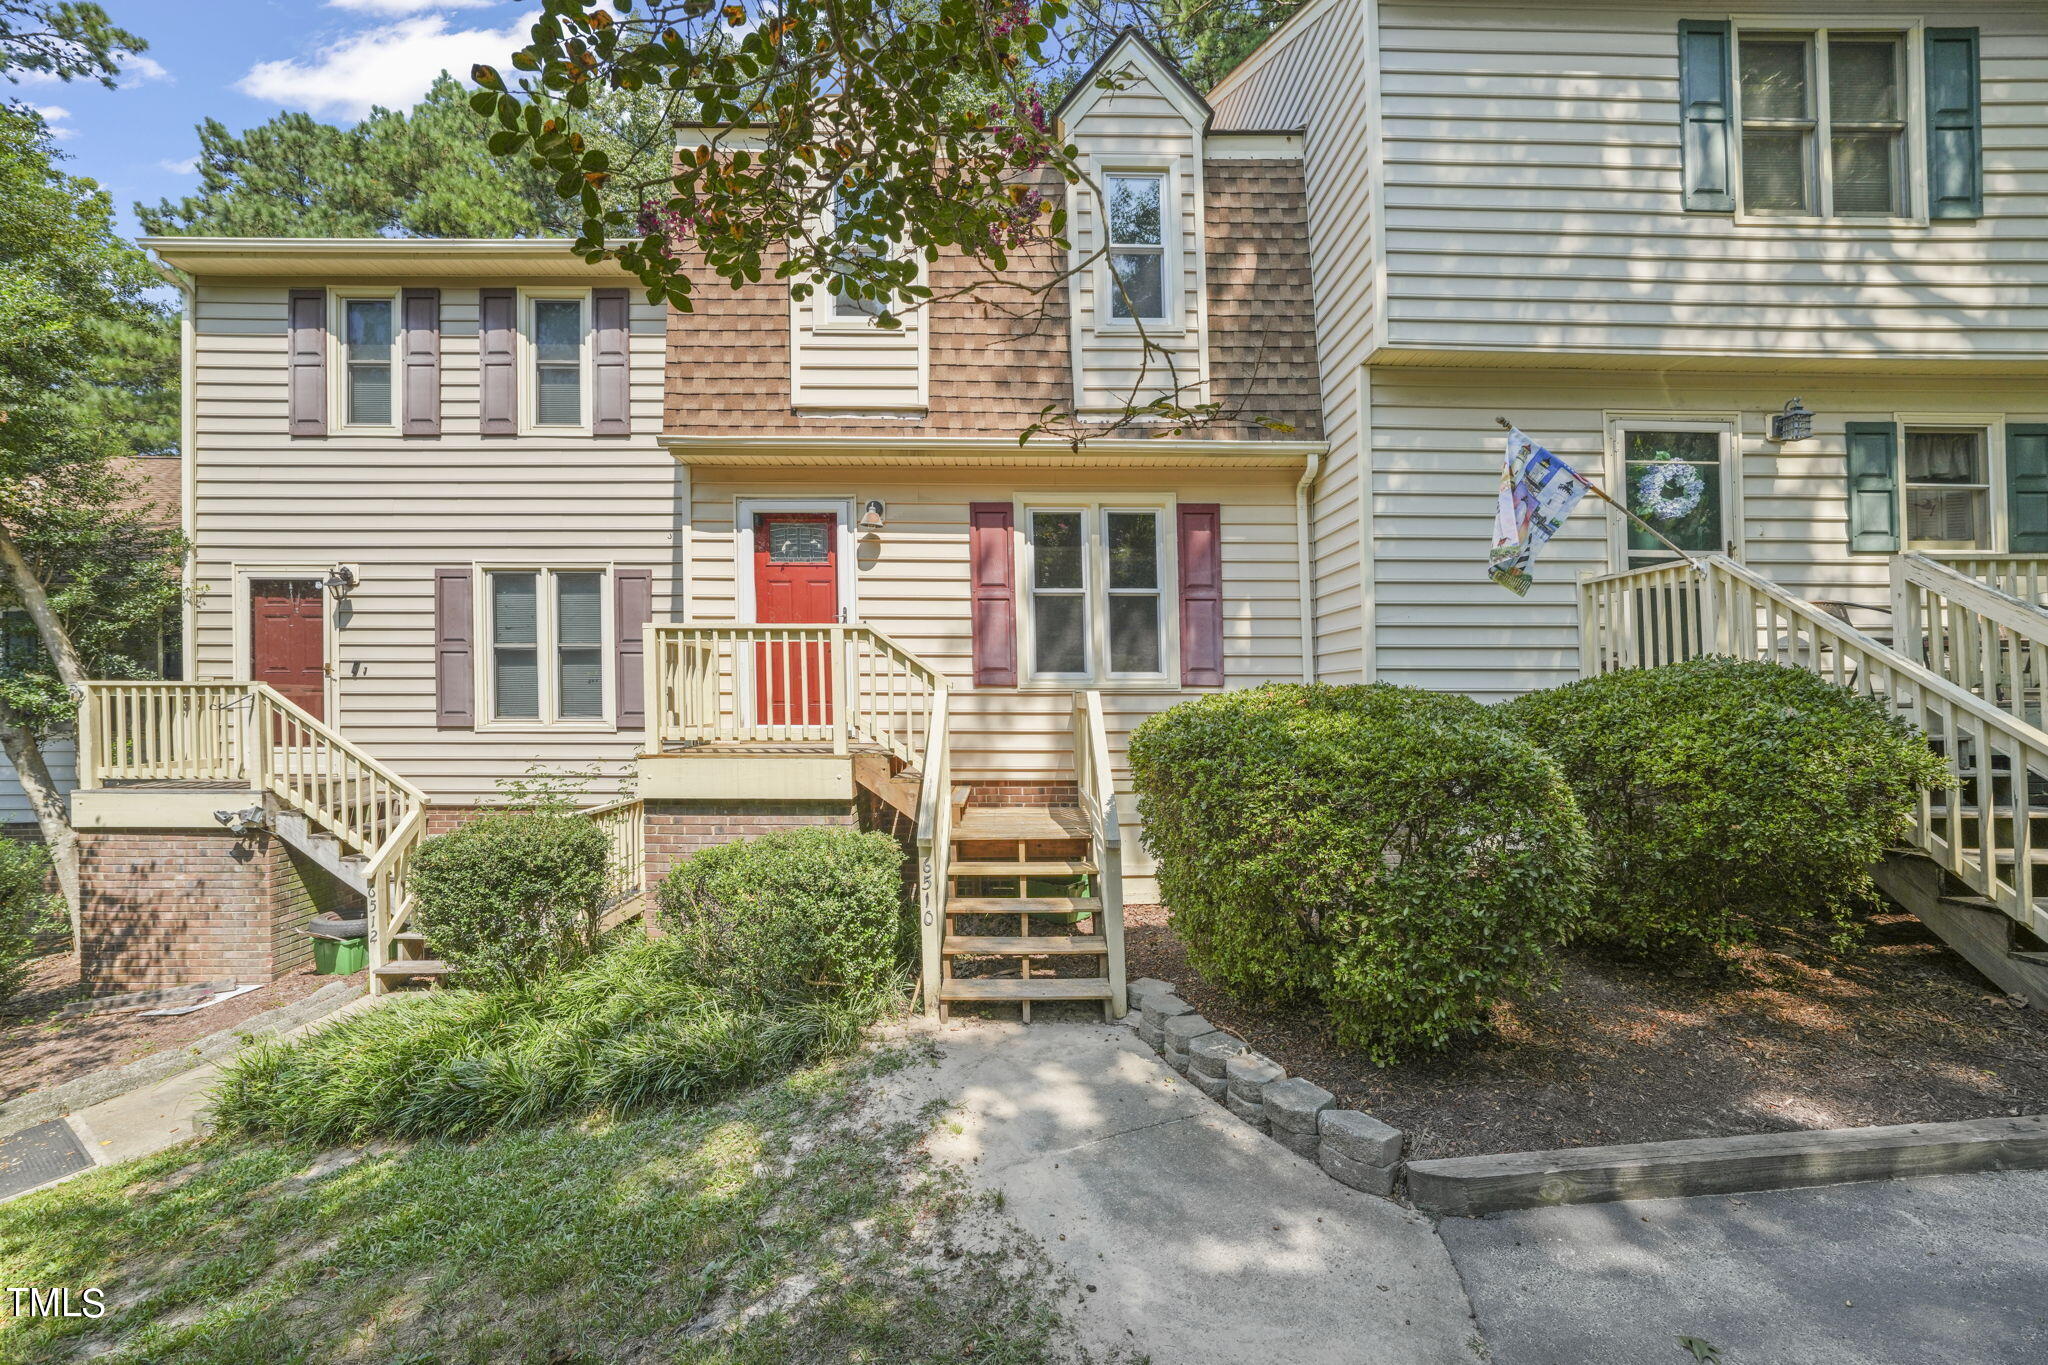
[1209,0,1378,680]
[188,280,674,805]
[1377,0,2048,360]
[1066,63,1209,415]
[1370,366,2048,698]
[788,278,926,411]
[0,740,74,827]
[685,466,1308,882]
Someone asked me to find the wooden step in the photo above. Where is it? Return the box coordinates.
[947,896,1101,915]
[938,977,1114,1002]
[372,959,455,980]
[950,860,1097,878]
[953,806,1092,841]
[391,931,427,948]
[944,935,1107,956]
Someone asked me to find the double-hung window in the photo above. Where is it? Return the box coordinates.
[1902,429,1992,550]
[1104,173,1167,322]
[339,295,396,428]
[1024,506,1170,682]
[527,294,587,428]
[828,188,888,321]
[485,568,608,724]
[1738,29,1908,218]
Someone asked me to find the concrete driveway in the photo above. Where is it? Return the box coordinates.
[1440,1169,2048,1365]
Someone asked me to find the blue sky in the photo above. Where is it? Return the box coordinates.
[12,0,536,237]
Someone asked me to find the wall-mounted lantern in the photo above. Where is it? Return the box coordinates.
[1768,398,1815,444]
[320,564,358,598]
[858,499,887,532]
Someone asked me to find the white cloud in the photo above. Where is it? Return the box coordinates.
[33,105,78,139]
[121,53,170,84]
[327,0,496,13]
[160,156,200,175]
[237,16,524,120]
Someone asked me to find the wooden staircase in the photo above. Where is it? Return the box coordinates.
[937,800,1118,1020]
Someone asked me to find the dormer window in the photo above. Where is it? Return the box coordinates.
[829,189,888,321]
[1105,173,1167,321]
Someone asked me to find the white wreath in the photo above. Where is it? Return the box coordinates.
[1635,460,1705,523]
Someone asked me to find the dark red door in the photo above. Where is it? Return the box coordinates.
[251,579,326,721]
[753,513,838,728]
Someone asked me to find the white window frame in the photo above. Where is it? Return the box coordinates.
[1602,414,1744,570]
[328,288,401,435]
[1018,497,1179,688]
[1730,18,1928,226]
[517,287,593,435]
[817,190,893,331]
[1896,413,2007,552]
[474,563,615,731]
[1098,167,1179,332]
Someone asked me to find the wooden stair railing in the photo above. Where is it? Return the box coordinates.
[1892,553,2048,731]
[1579,555,2048,942]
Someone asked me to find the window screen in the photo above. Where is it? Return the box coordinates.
[532,298,583,426]
[1031,511,1088,675]
[491,571,540,720]
[344,298,394,426]
[1104,510,1162,675]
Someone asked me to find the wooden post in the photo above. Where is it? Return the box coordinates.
[72,683,97,792]
[831,625,851,756]
[641,622,659,755]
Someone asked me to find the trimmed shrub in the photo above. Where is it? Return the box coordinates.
[655,827,909,1005]
[1129,684,1591,1063]
[213,933,900,1143]
[406,810,610,990]
[1497,658,1948,958]
[0,836,59,1007]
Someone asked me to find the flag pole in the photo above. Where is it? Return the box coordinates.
[1494,416,1707,569]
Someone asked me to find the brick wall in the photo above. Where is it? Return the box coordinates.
[643,799,857,887]
[77,826,361,991]
[965,781,1082,808]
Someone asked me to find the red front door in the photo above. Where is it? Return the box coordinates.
[752,512,839,729]
[251,579,326,721]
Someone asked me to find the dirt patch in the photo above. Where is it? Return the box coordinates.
[1,944,362,1104]
[1124,902,2048,1161]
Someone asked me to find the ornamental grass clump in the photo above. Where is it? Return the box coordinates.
[1497,657,1949,959]
[1129,684,1592,1063]
[213,933,900,1145]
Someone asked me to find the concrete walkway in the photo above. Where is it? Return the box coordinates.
[0,993,385,1203]
[883,1019,1485,1365]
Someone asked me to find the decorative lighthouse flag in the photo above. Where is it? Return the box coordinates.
[1489,428,1591,596]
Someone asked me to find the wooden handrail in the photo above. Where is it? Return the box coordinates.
[1580,555,2048,939]
[1893,553,2048,729]
[1072,690,1128,1019]
[913,681,952,1018]
[1922,552,2048,606]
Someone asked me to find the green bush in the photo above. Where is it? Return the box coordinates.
[213,933,899,1143]
[1129,684,1591,1062]
[1497,658,1948,958]
[406,810,610,990]
[655,827,909,1005]
[0,836,60,1008]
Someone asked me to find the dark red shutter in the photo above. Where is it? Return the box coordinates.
[401,287,441,436]
[614,568,653,728]
[478,287,517,436]
[1178,504,1224,688]
[968,502,1017,687]
[591,287,630,437]
[287,288,326,438]
[434,568,475,728]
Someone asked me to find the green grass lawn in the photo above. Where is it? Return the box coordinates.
[0,1045,1098,1365]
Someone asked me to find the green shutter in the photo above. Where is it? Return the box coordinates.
[2008,425,2048,552]
[1677,21,1736,212]
[1845,422,1901,553]
[1926,28,1983,220]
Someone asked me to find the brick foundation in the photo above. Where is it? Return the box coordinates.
[642,798,859,887]
[77,826,361,992]
[965,781,1082,808]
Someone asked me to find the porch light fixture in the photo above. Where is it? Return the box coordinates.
[858,499,887,532]
[1769,398,1815,444]
[320,564,358,597]
[213,806,267,836]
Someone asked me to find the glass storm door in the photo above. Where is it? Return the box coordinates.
[1623,428,1730,569]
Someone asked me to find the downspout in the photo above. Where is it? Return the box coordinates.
[150,253,198,681]
[1295,449,1321,683]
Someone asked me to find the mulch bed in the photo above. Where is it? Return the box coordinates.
[1124,901,2048,1161]
[1,942,362,1105]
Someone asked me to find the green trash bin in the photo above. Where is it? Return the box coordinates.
[308,914,369,974]
[312,936,368,975]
